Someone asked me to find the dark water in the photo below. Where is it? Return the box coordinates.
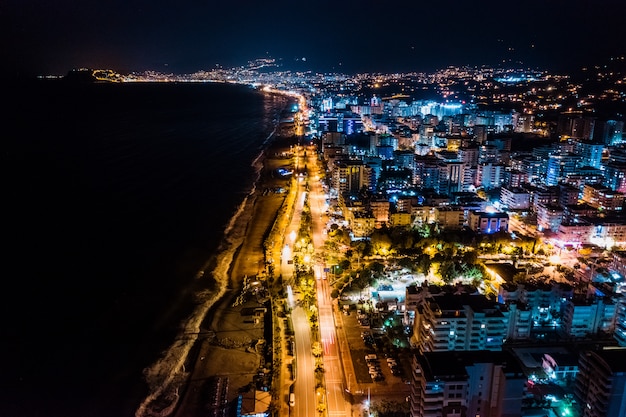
[2,80,292,417]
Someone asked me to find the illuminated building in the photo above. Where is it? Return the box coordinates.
[563,166,604,190]
[434,206,465,230]
[510,155,545,185]
[438,162,464,195]
[594,119,624,145]
[562,204,597,223]
[536,203,563,232]
[478,144,499,164]
[331,160,372,195]
[573,140,604,169]
[607,146,626,164]
[562,298,617,339]
[559,183,581,207]
[410,351,525,417]
[477,163,505,189]
[503,169,528,188]
[394,149,416,170]
[581,184,625,212]
[615,295,626,347]
[527,185,559,213]
[557,115,595,140]
[414,155,441,189]
[603,162,626,193]
[410,205,436,226]
[349,212,375,238]
[500,187,531,210]
[468,211,509,234]
[556,221,593,246]
[413,294,508,353]
[546,153,579,186]
[369,199,390,227]
[495,276,574,336]
[458,145,480,166]
[575,348,626,417]
[541,351,579,387]
[389,211,412,228]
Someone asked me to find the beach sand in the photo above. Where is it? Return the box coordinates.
[172,136,296,417]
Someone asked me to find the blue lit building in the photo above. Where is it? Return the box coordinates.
[546,153,579,186]
[468,211,509,234]
[574,140,604,169]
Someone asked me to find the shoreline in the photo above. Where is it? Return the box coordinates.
[136,134,296,417]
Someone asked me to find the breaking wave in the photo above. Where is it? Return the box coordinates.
[134,148,266,417]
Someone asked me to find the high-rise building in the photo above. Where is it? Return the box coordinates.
[573,139,604,168]
[458,145,479,166]
[412,293,509,353]
[504,169,528,188]
[438,162,464,195]
[594,119,624,145]
[414,155,441,190]
[410,350,525,417]
[581,184,625,212]
[477,163,505,189]
[603,162,626,192]
[562,298,617,339]
[575,348,626,417]
[331,160,372,195]
[546,153,580,186]
[500,187,531,210]
[536,204,563,232]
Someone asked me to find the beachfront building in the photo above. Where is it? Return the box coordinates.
[237,389,271,417]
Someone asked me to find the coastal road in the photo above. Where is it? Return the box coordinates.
[292,306,317,417]
[280,144,317,416]
[281,146,307,286]
[307,143,351,416]
[317,278,350,417]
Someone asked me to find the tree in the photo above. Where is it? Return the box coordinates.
[371,229,392,255]
[437,260,460,283]
[311,342,323,357]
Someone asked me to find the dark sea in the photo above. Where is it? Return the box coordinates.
[2,80,292,417]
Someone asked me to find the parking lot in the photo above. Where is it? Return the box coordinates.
[337,302,412,399]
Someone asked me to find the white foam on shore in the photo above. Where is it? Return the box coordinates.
[135,144,269,417]
[134,89,293,416]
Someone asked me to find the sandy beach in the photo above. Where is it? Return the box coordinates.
[171,136,295,417]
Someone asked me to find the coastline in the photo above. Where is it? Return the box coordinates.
[136,135,295,417]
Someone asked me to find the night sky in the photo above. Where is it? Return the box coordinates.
[3,0,626,77]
